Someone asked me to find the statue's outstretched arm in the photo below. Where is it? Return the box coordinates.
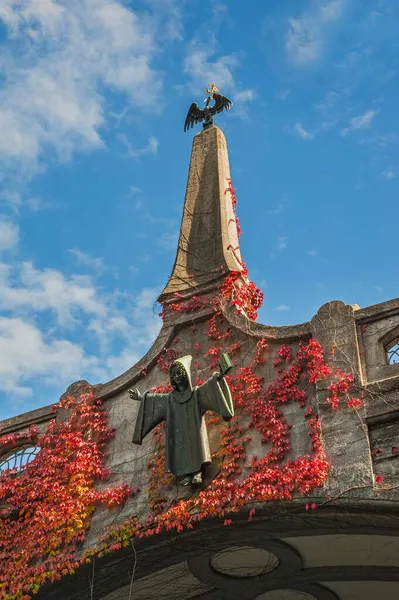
[132,392,167,445]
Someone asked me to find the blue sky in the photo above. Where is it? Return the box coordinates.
[0,0,398,420]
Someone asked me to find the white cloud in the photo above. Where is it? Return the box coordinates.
[0,190,23,211]
[182,44,255,118]
[257,279,267,290]
[146,137,159,154]
[268,203,284,216]
[128,264,140,275]
[285,0,344,66]
[276,89,291,100]
[87,314,132,353]
[88,315,130,338]
[350,110,379,129]
[184,48,239,93]
[308,249,318,257]
[142,0,184,42]
[0,261,107,326]
[158,232,178,252]
[129,186,142,196]
[0,218,19,253]
[315,91,340,111]
[104,349,141,377]
[85,285,160,361]
[320,119,338,131]
[0,188,55,213]
[131,287,161,344]
[25,196,53,212]
[0,254,162,398]
[342,109,380,135]
[294,122,314,140]
[278,236,288,250]
[133,199,144,210]
[118,135,159,159]
[0,316,101,396]
[0,0,163,174]
[336,50,363,70]
[275,304,291,311]
[381,169,396,180]
[181,7,255,118]
[235,89,255,103]
[68,248,106,273]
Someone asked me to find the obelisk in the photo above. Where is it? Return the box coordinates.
[158,125,244,303]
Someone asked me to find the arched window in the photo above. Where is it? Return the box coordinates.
[0,446,40,474]
[386,337,399,365]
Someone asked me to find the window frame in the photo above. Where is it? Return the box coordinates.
[386,337,399,366]
[0,445,41,475]
[380,326,399,367]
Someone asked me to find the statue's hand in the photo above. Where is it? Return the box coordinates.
[128,387,141,401]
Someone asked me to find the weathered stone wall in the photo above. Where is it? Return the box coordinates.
[80,309,313,554]
[354,298,399,487]
[3,295,399,600]
[3,295,399,554]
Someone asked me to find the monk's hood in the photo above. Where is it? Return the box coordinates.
[170,355,193,403]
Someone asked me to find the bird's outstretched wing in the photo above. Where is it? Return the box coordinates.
[210,93,232,116]
[184,103,205,131]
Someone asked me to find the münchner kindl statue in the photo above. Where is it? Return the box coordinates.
[129,353,234,486]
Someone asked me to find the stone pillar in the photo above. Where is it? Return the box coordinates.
[311,301,373,495]
[158,126,244,303]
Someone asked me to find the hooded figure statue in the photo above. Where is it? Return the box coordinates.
[130,355,234,486]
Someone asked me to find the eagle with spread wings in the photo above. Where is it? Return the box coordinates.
[184,84,232,132]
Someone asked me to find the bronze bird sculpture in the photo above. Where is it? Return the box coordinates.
[184,83,232,132]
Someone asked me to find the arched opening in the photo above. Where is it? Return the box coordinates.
[0,446,40,474]
[386,337,399,365]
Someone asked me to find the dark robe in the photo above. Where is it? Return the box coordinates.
[132,373,234,477]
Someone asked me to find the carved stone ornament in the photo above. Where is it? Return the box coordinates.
[129,352,234,486]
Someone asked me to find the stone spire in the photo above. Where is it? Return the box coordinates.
[158,125,244,304]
